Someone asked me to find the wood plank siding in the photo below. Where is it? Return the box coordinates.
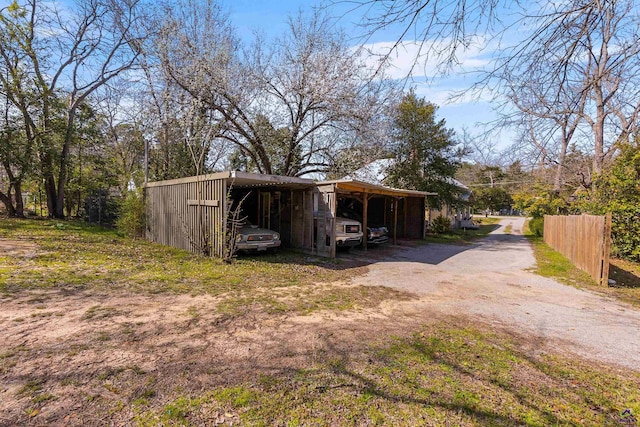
[145,172,317,258]
[146,176,226,257]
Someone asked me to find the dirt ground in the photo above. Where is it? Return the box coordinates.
[1,218,639,425]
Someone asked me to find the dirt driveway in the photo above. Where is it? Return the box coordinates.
[2,217,639,424]
[353,217,640,371]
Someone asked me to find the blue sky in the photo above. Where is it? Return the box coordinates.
[1,0,512,153]
[220,0,510,152]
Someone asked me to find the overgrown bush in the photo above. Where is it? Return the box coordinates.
[609,206,640,261]
[513,184,567,219]
[528,217,544,237]
[576,144,640,262]
[116,191,146,239]
[430,215,451,234]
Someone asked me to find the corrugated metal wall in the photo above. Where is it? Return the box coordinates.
[145,178,226,257]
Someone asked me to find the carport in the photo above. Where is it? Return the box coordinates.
[316,179,436,257]
[145,171,316,257]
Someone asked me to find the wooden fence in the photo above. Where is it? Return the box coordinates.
[543,214,612,286]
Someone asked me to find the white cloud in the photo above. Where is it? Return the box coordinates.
[358,37,491,80]
[412,82,491,106]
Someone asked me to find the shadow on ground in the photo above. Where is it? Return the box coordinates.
[335,230,533,266]
[609,260,640,289]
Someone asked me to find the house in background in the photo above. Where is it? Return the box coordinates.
[426,178,475,229]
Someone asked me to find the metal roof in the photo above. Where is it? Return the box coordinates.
[145,171,315,189]
[317,179,437,198]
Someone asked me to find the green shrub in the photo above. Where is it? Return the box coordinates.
[528,217,544,237]
[431,215,451,234]
[116,191,146,239]
[610,206,640,261]
[574,144,640,262]
[513,184,567,219]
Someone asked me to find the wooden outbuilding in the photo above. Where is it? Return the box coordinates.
[144,172,435,259]
[145,171,317,257]
[316,179,436,258]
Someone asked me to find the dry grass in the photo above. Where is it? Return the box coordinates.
[134,320,640,426]
[2,218,640,426]
[0,218,410,315]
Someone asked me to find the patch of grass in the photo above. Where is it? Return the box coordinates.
[16,379,56,405]
[503,224,513,234]
[30,311,56,318]
[134,322,640,426]
[82,305,122,320]
[214,386,257,407]
[423,217,501,244]
[17,380,44,396]
[31,393,55,404]
[524,220,640,308]
[97,366,126,381]
[0,219,407,316]
[526,235,595,288]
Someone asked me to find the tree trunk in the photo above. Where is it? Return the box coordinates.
[44,172,59,218]
[13,180,25,218]
[0,190,16,217]
[53,108,77,219]
[593,84,606,176]
[553,130,569,192]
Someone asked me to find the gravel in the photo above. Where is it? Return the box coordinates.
[354,217,640,371]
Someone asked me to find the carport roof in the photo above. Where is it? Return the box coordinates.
[317,179,437,198]
[145,171,315,189]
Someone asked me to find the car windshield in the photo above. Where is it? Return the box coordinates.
[238,219,258,228]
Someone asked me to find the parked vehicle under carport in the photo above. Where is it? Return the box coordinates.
[335,216,364,248]
[338,209,389,246]
[235,222,281,253]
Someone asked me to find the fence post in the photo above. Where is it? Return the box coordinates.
[600,212,612,286]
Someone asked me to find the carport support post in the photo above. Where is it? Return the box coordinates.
[393,198,398,245]
[403,198,407,238]
[422,196,427,239]
[363,191,368,251]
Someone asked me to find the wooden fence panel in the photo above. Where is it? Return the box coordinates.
[543,214,612,286]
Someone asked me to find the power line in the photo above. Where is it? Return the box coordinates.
[466,180,535,188]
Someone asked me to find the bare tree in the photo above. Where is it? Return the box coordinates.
[158,5,399,177]
[345,0,640,185]
[498,64,589,192]
[98,84,146,195]
[336,0,502,76]
[491,0,640,181]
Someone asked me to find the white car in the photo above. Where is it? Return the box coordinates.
[334,216,363,248]
[235,223,281,252]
